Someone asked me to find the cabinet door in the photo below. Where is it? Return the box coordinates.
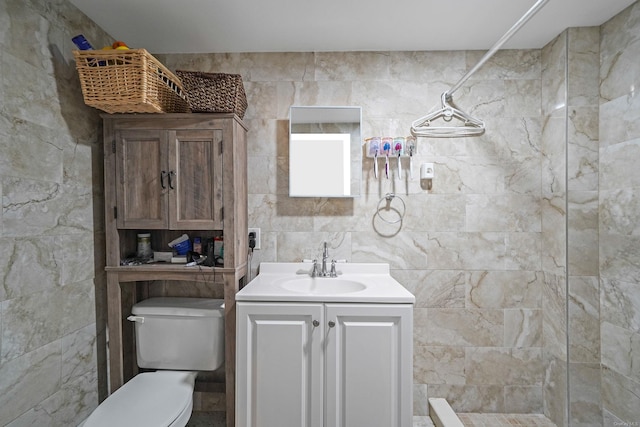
[325,304,413,427]
[115,129,168,229]
[236,302,324,427]
[168,129,223,229]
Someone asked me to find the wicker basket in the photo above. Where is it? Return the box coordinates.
[73,49,190,114]
[175,70,247,118]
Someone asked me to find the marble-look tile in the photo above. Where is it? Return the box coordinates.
[600,1,640,101]
[352,231,428,269]
[568,362,602,427]
[10,369,99,427]
[393,194,466,233]
[601,278,640,333]
[601,365,640,425]
[503,79,542,118]
[390,51,466,83]
[568,191,599,277]
[0,340,62,426]
[567,107,599,192]
[568,276,600,363]
[465,347,542,386]
[466,49,541,81]
[543,352,568,427]
[567,27,600,108]
[2,178,95,237]
[315,51,391,82]
[599,95,640,148]
[247,193,314,232]
[0,237,60,300]
[504,385,543,413]
[0,115,63,184]
[427,384,504,413]
[247,155,280,195]
[467,270,542,309]
[413,383,429,416]
[465,194,541,232]
[504,309,542,348]
[393,269,466,308]
[541,31,567,118]
[61,323,96,386]
[276,232,350,263]
[601,321,640,383]
[542,272,567,360]
[600,188,640,237]
[1,287,66,362]
[422,308,503,347]
[541,116,567,197]
[422,232,507,270]
[413,344,465,385]
[505,232,542,271]
[600,138,640,191]
[600,231,640,284]
[541,195,567,275]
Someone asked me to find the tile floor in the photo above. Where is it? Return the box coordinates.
[187,412,557,426]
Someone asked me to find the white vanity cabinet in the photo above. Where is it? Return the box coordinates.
[236,301,413,427]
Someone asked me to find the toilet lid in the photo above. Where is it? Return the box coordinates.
[83,371,197,427]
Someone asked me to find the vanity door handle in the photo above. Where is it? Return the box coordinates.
[160,171,167,189]
[168,170,176,189]
[328,321,335,328]
[312,320,320,327]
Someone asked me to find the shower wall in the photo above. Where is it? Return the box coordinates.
[599,1,640,424]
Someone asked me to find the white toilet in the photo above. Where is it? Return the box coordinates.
[82,297,225,427]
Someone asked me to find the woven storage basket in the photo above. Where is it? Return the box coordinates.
[73,49,190,114]
[175,70,247,118]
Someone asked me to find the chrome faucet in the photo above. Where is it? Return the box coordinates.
[310,242,337,278]
[321,242,330,276]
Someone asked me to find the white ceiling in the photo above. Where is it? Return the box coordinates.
[70,0,635,54]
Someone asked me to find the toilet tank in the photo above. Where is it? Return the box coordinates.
[130,297,225,371]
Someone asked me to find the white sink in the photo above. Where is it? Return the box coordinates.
[276,277,367,294]
[236,262,415,303]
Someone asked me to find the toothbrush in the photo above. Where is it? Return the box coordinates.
[395,142,403,179]
[383,141,391,179]
[409,143,414,179]
[374,148,379,178]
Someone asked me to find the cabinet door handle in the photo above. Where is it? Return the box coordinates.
[160,170,167,189]
[168,170,175,189]
[312,320,320,327]
[328,320,335,328]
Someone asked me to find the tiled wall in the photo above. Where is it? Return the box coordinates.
[159,47,547,415]
[0,1,108,425]
[1,0,638,425]
[599,1,640,424]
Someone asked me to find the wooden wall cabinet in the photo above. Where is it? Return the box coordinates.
[114,128,223,230]
[102,113,248,427]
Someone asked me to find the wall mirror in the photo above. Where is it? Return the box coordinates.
[289,106,362,197]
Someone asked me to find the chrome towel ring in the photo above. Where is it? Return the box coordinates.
[376,193,406,225]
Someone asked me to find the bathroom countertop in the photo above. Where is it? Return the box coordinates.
[236,262,415,303]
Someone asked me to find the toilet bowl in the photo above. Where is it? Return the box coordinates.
[82,371,197,427]
[81,298,225,427]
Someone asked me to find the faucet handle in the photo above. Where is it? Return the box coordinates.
[330,259,337,277]
[311,259,320,277]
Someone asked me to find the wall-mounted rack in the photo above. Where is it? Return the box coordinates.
[364,136,417,179]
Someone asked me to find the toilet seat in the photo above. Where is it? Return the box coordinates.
[82,371,197,427]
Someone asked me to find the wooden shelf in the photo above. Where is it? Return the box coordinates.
[101,114,247,427]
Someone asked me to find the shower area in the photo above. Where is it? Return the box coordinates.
[541,10,639,424]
